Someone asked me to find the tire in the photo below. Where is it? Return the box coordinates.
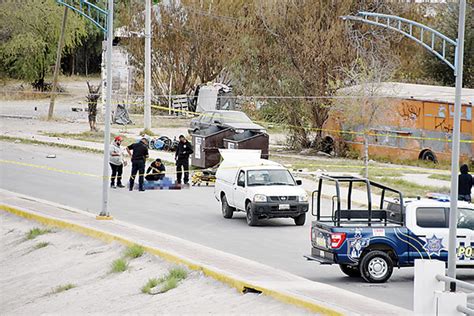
[221,195,234,219]
[359,250,393,283]
[421,150,437,163]
[339,264,361,277]
[293,213,306,226]
[246,202,258,226]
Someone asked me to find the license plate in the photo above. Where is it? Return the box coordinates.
[316,236,326,248]
[279,204,290,210]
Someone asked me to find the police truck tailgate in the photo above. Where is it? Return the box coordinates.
[307,223,338,264]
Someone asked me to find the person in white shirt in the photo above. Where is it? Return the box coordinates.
[110,136,125,188]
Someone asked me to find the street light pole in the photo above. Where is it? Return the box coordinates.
[144,0,152,130]
[99,0,114,217]
[447,0,466,283]
[342,1,467,283]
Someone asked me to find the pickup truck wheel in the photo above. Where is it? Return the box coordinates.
[339,264,361,277]
[359,251,393,283]
[246,203,258,226]
[293,213,306,226]
[221,195,234,219]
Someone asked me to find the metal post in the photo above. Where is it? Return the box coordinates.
[99,0,114,217]
[144,0,152,130]
[168,72,173,115]
[447,0,466,283]
[48,7,68,120]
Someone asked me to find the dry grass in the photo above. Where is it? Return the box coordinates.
[428,174,451,181]
[49,283,76,294]
[34,242,50,249]
[141,267,188,295]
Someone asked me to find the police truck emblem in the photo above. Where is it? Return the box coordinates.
[424,235,444,256]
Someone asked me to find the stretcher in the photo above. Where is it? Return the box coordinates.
[191,169,216,186]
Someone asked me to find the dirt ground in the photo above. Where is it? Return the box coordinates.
[0,212,311,315]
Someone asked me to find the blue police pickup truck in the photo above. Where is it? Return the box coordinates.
[305,175,474,283]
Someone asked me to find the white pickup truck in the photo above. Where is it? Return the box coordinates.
[214,150,309,226]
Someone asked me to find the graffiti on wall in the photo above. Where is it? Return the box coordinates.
[399,102,421,121]
[435,118,453,133]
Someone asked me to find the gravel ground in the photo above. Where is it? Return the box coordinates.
[0,212,312,315]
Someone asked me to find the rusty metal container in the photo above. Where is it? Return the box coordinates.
[223,131,269,159]
[191,126,234,168]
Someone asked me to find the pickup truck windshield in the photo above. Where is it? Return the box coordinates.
[247,169,295,186]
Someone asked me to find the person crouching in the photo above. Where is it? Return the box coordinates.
[146,158,165,181]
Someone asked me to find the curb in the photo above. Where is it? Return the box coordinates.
[0,203,342,316]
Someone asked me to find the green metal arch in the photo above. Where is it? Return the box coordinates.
[57,0,108,33]
[343,11,457,71]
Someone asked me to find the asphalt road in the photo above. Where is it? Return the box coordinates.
[1,141,472,310]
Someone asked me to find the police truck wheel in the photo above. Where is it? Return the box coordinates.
[339,264,361,277]
[359,251,393,283]
[221,195,234,219]
[293,213,306,226]
[246,203,258,226]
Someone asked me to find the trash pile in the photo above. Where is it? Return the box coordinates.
[113,104,133,125]
[135,135,179,152]
[149,136,179,152]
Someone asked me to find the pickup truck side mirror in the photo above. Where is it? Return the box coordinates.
[237,180,245,187]
[296,179,302,185]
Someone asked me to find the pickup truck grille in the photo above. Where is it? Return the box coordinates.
[269,196,297,202]
[270,205,298,211]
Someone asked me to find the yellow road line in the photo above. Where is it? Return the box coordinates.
[0,157,452,182]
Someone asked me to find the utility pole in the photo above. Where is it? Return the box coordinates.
[99,0,114,218]
[144,0,152,130]
[447,0,466,283]
[48,7,68,120]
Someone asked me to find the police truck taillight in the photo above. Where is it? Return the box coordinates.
[330,232,346,249]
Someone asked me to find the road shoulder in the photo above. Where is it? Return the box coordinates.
[0,189,411,315]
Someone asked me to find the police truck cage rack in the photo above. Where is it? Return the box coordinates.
[311,175,405,227]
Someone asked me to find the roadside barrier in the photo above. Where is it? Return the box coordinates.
[414,260,473,315]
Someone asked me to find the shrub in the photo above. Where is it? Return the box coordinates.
[125,244,145,259]
[26,227,51,240]
[110,258,128,273]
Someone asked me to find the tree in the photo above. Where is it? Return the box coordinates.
[0,0,87,89]
[332,56,399,178]
[123,0,236,100]
[421,1,473,88]
[227,1,391,149]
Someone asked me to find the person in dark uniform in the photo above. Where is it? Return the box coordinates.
[146,158,166,181]
[458,164,473,202]
[126,138,149,191]
[175,135,193,184]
